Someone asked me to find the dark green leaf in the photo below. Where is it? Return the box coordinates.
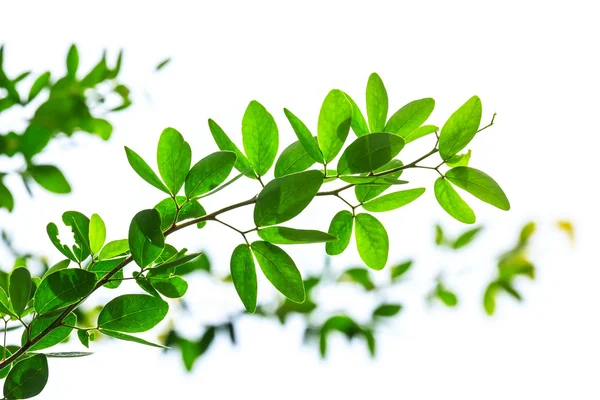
[258,226,337,244]
[434,178,475,224]
[77,329,89,348]
[97,294,168,333]
[208,119,257,179]
[355,213,388,270]
[3,353,48,400]
[283,108,323,162]
[62,211,91,261]
[29,165,71,194]
[384,98,435,137]
[251,241,305,303]
[355,159,403,203]
[242,101,278,176]
[0,347,12,379]
[438,96,482,160]
[124,146,170,194]
[326,210,354,256]
[274,140,316,178]
[128,209,165,267]
[157,127,192,195]
[362,188,425,212]
[373,303,402,317]
[254,170,323,227]
[230,244,257,313]
[0,179,14,212]
[9,268,31,316]
[89,214,106,255]
[28,71,51,102]
[155,58,171,71]
[24,312,77,351]
[340,176,407,185]
[89,258,125,289]
[0,287,14,317]
[148,276,188,298]
[317,89,352,162]
[185,151,236,198]
[46,223,76,261]
[99,329,168,348]
[98,239,129,260]
[452,226,483,249]
[337,132,405,175]
[366,73,388,132]
[34,269,96,314]
[445,167,510,211]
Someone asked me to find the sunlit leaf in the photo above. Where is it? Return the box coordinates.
[242,101,278,176]
[128,209,165,267]
[89,214,106,255]
[354,213,388,270]
[384,98,435,138]
[337,132,405,175]
[258,226,337,244]
[274,140,316,178]
[157,127,192,195]
[326,210,354,256]
[34,269,96,314]
[283,108,323,162]
[29,165,71,194]
[185,151,236,198]
[438,96,482,160]
[362,188,425,212]
[208,119,257,179]
[230,244,257,313]
[434,178,475,224]
[317,90,352,162]
[366,73,388,132]
[97,294,168,333]
[124,146,170,194]
[446,167,510,211]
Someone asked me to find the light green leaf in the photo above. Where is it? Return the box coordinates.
[89,258,125,289]
[3,353,48,400]
[373,303,402,317]
[355,159,403,203]
[29,165,71,194]
[185,151,236,198]
[98,239,129,260]
[452,226,483,249]
[258,226,337,244]
[445,167,510,210]
[24,312,77,351]
[390,260,412,281]
[157,127,192,194]
[34,269,96,314]
[283,108,323,162]
[242,101,278,176]
[446,150,471,168]
[317,89,352,162]
[337,133,405,175]
[434,178,475,224]
[28,71,51,102]
[362,188,425,212]
[384,98,435,137]
[337,268,375,291]
[355,213,388,270]
[326,210,354,256]
[46,223,76,261]
[0,286,14,317]
[89,214,106,255]
[208,119,257,179]
[254,170,323,227]
[97,294,168,333]
[62,211,91,261]
[128,209,165,267]
[154,196,206,231]
[148,276,188,298]
[251,241,305,303]
[124,146,170,194]
[404,124,438,144]
[274,140,316,178]
[344,93,369,137]
[66,44,79,77]
[366,73,388,132]
[9,268,31,316]
[230,244,257,313]
[438,96,482,160]
[99,329,168,348]
[42,260,70,280]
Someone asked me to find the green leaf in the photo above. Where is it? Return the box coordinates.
[258,226,337,244]
[390,260,412,281]
[435,224,445,245]
[274,140,316,178]
[62,211,91,261]
[9,268,31,316]
[337,132,405,175]
[438,96,482,160]
[154,196,206,231]
[445,167,510,211]
[208,119,256,179]
[366,73,388,132]
[98,239,129,260]
[446,150,471,168]
[28,71,51,102]
[43,352,93,358]
[404,124,438,144]
[434,178,476,224]
[89,214,106,255]
[80,118,113,140]
[483,282,499,315]
[46,223,76,261]
[77,329,90,348]
[3,353,48,400]
[99,329,168,349]
[0,347,12,379]
[155,57,171,71]
[384,98,435,137]
[254,170,323,227]
[185,151,236,198]
[230,244,257,313]
[354,159,404,203]
[148,276,188,298]
[157,127,192,194]
[326,210,354,256]
[0,287,14,317]
[436,283,458,307]
[452,226,483,249]
[124,146,170,194]
[29,165,71,194]
[251,241,305,303]
[344,93,369,137]
[283,109,323,162]
[362,188,425,212]
[97,294,168,333]
[241,101,278,176]
[373,303,402,317]
[337,268,375,291]
[136,277,161,298]
[66,44,79,77]
[128,209,165,267]
[0,179,14,212]
[89,258,125,289]
[340,176,407,185]
[354,213,388,270]
[317,89,352,162]
[24,312,77,351]
[34,269,96,314]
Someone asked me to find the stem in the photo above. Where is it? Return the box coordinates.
[2,320,6,361]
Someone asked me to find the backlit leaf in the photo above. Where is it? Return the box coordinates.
[157,127,192,194]
[446,167,510,211]
[185,151,236,198]
[326,210,354,256]
[434,178,475,224]
[128,209,165,267]
[362,188,425,212]
[98,294,168,333]
[366,73,388,132]
[258,226,337,244]
[355,213,388,270]
[242,101,278,176]
[3,353,48,399]
[438,96,482,160]
[34,269,96,314]
[230,244,257,313]
[384,98,435,137]
[337,132,405,175]
[317,90,352,162]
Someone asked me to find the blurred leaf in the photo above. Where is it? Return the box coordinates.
[28,71,51,102]
[29,165,71,194]
[338,267,375,291]
[373,303,402,317]
[66,44,79,78]
[452,226,483,250]
[155,58,171,71]
[390,260,412,281]
[435,224,445,245]
[100,329,168,348]
[556,220,575,246]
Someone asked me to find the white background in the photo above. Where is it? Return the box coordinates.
[1,1,599,399]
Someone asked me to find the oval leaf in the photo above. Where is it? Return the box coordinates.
[355,213,388,270]
[345,93,369,137]
[445,167,510,210]
[128,209,165,267]
[208,119,257,179]
[242,101,278,176]
[157,127,192,194]
[434,177,476,224]
[24,312,77,351]
[230,244,257,313]
[337,132,405,175]
[34,269,96,314]
[99,329,168,349]
[3,354,48,400]
[283,108,323,162]
[258,226,337,244]
[384,98,435,137]
[366,73,388,132]
[98,239,129,260]
[9,268,31,316]
[185,151,236,198]
[317,90,352,162]
[362,188,426,212]
[97,294,168,333]
[326,210,354,256]
[89,213,106,255]
[124,146,170,194]
[274,140,316,178]
[29,165,71,194]
[438,96,482,160]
